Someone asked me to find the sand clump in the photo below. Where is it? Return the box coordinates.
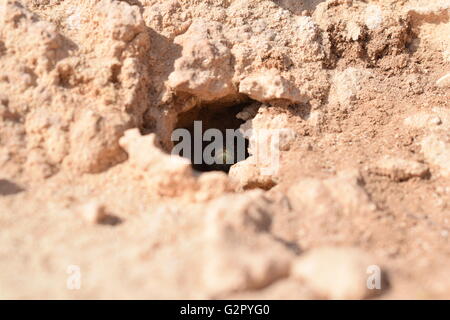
[291,246,385,300]
[0,0,449,299]
[370,156,429,181]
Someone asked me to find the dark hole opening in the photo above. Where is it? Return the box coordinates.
[174,101,253,173]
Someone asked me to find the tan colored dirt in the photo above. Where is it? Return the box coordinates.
[0,0,449,299]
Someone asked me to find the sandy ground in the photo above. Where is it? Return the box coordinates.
[0,0,449,299]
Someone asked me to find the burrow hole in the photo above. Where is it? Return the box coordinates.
[174,100,258,173]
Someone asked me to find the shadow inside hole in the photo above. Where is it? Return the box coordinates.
[0,179,24,196]
[174,101,254,173]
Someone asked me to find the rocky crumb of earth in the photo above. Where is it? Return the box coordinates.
[370,156,430,181]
